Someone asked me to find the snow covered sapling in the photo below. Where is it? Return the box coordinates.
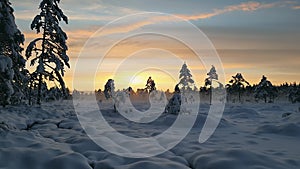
[226,73,250,103]
[0,0,28,101]
[104,79,117,111]
[145,76,156,93]
[26,0,70,104]
[178,62,195,91]
[104,79,115,99]
[165,84,181,114]
[254,75,277,103]
[205,65,218,104]
[0,55,14,106]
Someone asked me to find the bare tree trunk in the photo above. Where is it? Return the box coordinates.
[264,96,267,103]
[37,74,42,105]
[209,87,212,105]
[37,11,47,105]
[28,80,33,105]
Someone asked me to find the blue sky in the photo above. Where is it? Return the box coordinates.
[10,0,300,90]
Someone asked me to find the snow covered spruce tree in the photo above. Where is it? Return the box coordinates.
[0,55,14,106]
[226,73,250,103]
[26,0,70,104]
[0,0,28,104]
[254,75,277,103]
[178,62,195,91]
[204,65,218,104]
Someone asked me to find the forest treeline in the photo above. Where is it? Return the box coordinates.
[90,64,300,104]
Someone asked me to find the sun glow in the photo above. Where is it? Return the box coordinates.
[126,69,177,91]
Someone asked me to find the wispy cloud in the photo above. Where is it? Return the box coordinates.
[14,9,39,21]
[292,5,300,9]
[178,1,292,20]
[13,0,140,22]
[92,1,297,36]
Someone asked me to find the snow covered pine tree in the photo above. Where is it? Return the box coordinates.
[26,0,70,104]
[254,75,277,103]
[178,62,195,91]
[0,55,14,106]
[205,65,218,104]
[0,0,27,104]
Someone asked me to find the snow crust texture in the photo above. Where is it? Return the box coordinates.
[0,101,299,169]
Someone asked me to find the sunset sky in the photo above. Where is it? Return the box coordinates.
[11,0,300,91]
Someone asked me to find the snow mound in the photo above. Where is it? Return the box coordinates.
[44,153,91,169]
[226,107,260,119]
[256,123,300,137]
[185,149,297,169]
[115,159,190,169]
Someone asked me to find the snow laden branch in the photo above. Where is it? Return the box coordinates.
[0,0,28,106]
[26,0,70,104]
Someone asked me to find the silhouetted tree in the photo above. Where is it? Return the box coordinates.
[254,75,277,103]
[226,73,250,102]
[26,0,70,104]
[288,83,300,103]
[204,65,218,104]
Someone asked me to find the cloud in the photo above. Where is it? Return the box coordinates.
[92,1,296,36]
[292,5,300,9]
[14,10,39,21]
[13,0,140,22]
[178,1,290,20]
[96,15,178,36]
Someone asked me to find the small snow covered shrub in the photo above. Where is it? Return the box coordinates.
[165,92,181,114]
[165,85,181,115]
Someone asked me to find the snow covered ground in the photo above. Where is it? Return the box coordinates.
[0,99,299,169]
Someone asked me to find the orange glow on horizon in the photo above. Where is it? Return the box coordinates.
[21,29,300,92]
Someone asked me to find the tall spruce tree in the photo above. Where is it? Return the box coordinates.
[178,62,194,91]
[26,0,70,104]
[205,65,218,104]
[0,0,27,102]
